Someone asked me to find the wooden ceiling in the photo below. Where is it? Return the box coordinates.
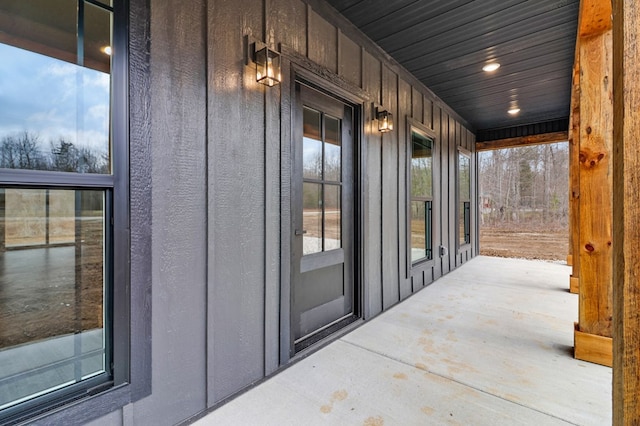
[325,0,579,136]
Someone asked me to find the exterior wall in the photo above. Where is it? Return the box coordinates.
[90,0,477,424]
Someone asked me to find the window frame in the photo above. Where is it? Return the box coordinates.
[457,147,472,249]
[0,0,151,423]
[406,118,437,277]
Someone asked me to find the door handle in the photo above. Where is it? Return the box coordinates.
[295,229,307,236]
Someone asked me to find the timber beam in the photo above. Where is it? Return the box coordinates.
[475,131,568,151]
[573,0,613,367]
[568,42,580,290]
[612,0,640,422]
[579,0,612,37]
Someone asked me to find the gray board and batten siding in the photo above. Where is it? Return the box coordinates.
[82,0,476,424]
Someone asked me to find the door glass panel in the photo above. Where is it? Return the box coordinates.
[303,182,322,255]
[303,108,322,180]
[301,106,345,255]
[303,137,323,180]
[411,201,427,262]
[324,116,341,182]
[324,184,341,251]
[303,107,321,139]
[0,188,107,409]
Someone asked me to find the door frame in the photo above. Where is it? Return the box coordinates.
[279,57,369,365]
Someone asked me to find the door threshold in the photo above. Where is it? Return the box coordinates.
[294,314,359,353]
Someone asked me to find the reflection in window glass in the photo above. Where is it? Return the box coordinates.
[85,3,112,74]
[301,105,343,255]
[410,129,433,263]
[303,108,322,180]
[303,107,321,140]
[324,116,341,182]
[410,201,426,262]
[303,137,323,180]
[411,134,432,199]
[459,152,471,245]
[0,2,112,174]
[459,153,470,200]
[303,183,322,255]
[0,188,107,410]
[324,185,341,251]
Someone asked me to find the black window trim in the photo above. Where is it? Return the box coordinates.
[0,0,152,423]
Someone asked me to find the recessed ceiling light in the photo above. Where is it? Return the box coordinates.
[101,46,112,56]
[508,107,521,115]
[482,63,500,72]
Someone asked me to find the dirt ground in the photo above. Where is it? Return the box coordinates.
[480,225,569,262]
[0,220,104,349]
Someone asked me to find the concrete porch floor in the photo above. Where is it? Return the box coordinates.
[193,256,611,425]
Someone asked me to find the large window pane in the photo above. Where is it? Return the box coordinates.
[303,183,322,255]
[324,184,341,251]
[0,1,112,174]
[410,128,433,264]
[0,188,107,410]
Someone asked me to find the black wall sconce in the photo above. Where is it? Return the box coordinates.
[248,39,281,87]
[376,107,394,133]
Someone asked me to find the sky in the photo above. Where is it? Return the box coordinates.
[0,42,110,154]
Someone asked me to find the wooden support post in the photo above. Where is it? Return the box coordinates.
[568,52,580,290]
[475,131,568,151]
[574,26,613,367]
[612,0,640,422]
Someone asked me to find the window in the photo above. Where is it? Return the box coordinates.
[409,127,434,264]
[459,150,471,246]
[0,1,125,422]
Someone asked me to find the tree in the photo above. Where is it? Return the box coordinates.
[479,142,569,227]
[0,131,47,170]
[50,139,80,172]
